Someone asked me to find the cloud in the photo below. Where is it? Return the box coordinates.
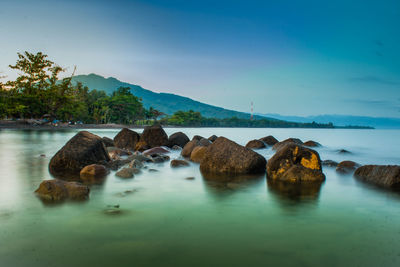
[348,75,398,86]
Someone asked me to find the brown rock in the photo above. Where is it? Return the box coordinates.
[113,128,140,150]
[168,132,190,148]
[336,161,360,174]
[181,140,200,158]
[192,135,205,141]
[259,135,279,146]
[116,167,135,178]
[143,147,170,156]
[35,179,89,202]
[190,146,208,163]
[267,143,325,182]
[354,165,400,189]
[208,135,218,142]
[170,159,190,168]
[80,164,109,182]
[200,137,267,176]
[102,137,115,147]
[245,139,266,149]
[49,131,110,178]
[135,141,150,152]
[138,124,168,149]
[303,140,321,147]
[272,138,303,151]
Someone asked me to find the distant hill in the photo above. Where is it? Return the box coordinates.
[257,113,400,129]
[72,74,263,119]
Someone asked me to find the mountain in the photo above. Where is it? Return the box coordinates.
[257,113,400,129]
[72,74,261,119]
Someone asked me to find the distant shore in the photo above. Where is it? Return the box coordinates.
[0,120,374,130]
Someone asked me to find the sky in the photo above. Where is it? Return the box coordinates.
[1,0,400,117]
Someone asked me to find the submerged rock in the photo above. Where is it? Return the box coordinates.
[171,145,182,150]
[143,147,170,156]
[113,128,140,150]
[245,139,266,149]
[322,160,339,167]
[116,167,135,178]
[80,164,109,183]
[49,131,110,178]
[200,137,267,176]
[170,159,190,168]
[35,179,90,202]
[190,146,208,163]
[272,138,303,150]
[336,161,360,174]
[354,165,400,189]
[259,135,279,146]
[129,159,144,169]
[138,124,169,149]
[168,132,190,148]
[267,143,325,182]
[303,140,321,147]
[337,149,351,154]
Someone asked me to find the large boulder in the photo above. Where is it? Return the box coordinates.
[192,135,205,141]
[208,135,218,142]
[168,132,190,148]
[190,146,208,163]
[267,144,325,182]
[303,140,321,147]
[181,140,200,158]
[336,161,360,174]
[102,137,115,147]
[354,165,400,189]
[49,131,110,178]
[272,138,303,151]
[113,128,140,150]
[138,124,169,149]
[200,137,267,176]
[35,179,90,202]
[80,164,109,183]
[171,159,190,168]
[259,135,279,146]
[245,139,266,149]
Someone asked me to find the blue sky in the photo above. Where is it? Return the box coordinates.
[1,0,399,117]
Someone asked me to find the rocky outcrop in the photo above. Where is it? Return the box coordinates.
[272,138,303,150]
[267,143,325,182]
[303,140,321,147]
[200,137,267,176]
[336,161,360,174]
[138,124,169,149]
[35,179,90,202]
[80,164,109,183]
[190,146,208,163]
[168,132,190,148]
[259,135,278,146]
[171,159,190,168]
[113,128,140,150]
[102,137,115,147]
[245,140,266,149]
[49,131,110,178]
[354,165,400,189]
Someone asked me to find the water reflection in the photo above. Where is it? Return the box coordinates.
[267,179,324,207]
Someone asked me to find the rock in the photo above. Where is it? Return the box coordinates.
[107,158,131,171]
[138,124,169,149]
[113,128,140,150]
[208,135,218,142]
[80,164,109,182]
[267,143,325,182]
[168,132,190,148]
[354,165,400,189]
[192,135,205,141]
[336,161,360,174]
[245,139,266,149]
[135,141,150,152]
[259,135,279,146]
[116,168,135,178]
[171,145,182,150]
[129,154,153,163]
[151,154,170,163]
[337,149,351,154]
[107,147,132,160]
[185,177,195,180]
[102,137,115,147]
[40,154,46,158]
[35,179,90,202]
[129,159,144,169]
[272,138,303,150]
[303,140,321,147]
[181,140,200,157]
[190,146,208,163]
[143,147,170,156]
[199,138,211,146]
[322,160,339,167]
[200,137,267,176]
[148,169,158,172]
[49,131,110,178]
[171,159,190,168]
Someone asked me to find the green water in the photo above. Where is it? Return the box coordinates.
[0,128,400,266]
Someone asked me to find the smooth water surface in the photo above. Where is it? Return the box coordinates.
[0,128,400,267]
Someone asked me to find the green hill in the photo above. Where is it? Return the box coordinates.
[72,74,265,119]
